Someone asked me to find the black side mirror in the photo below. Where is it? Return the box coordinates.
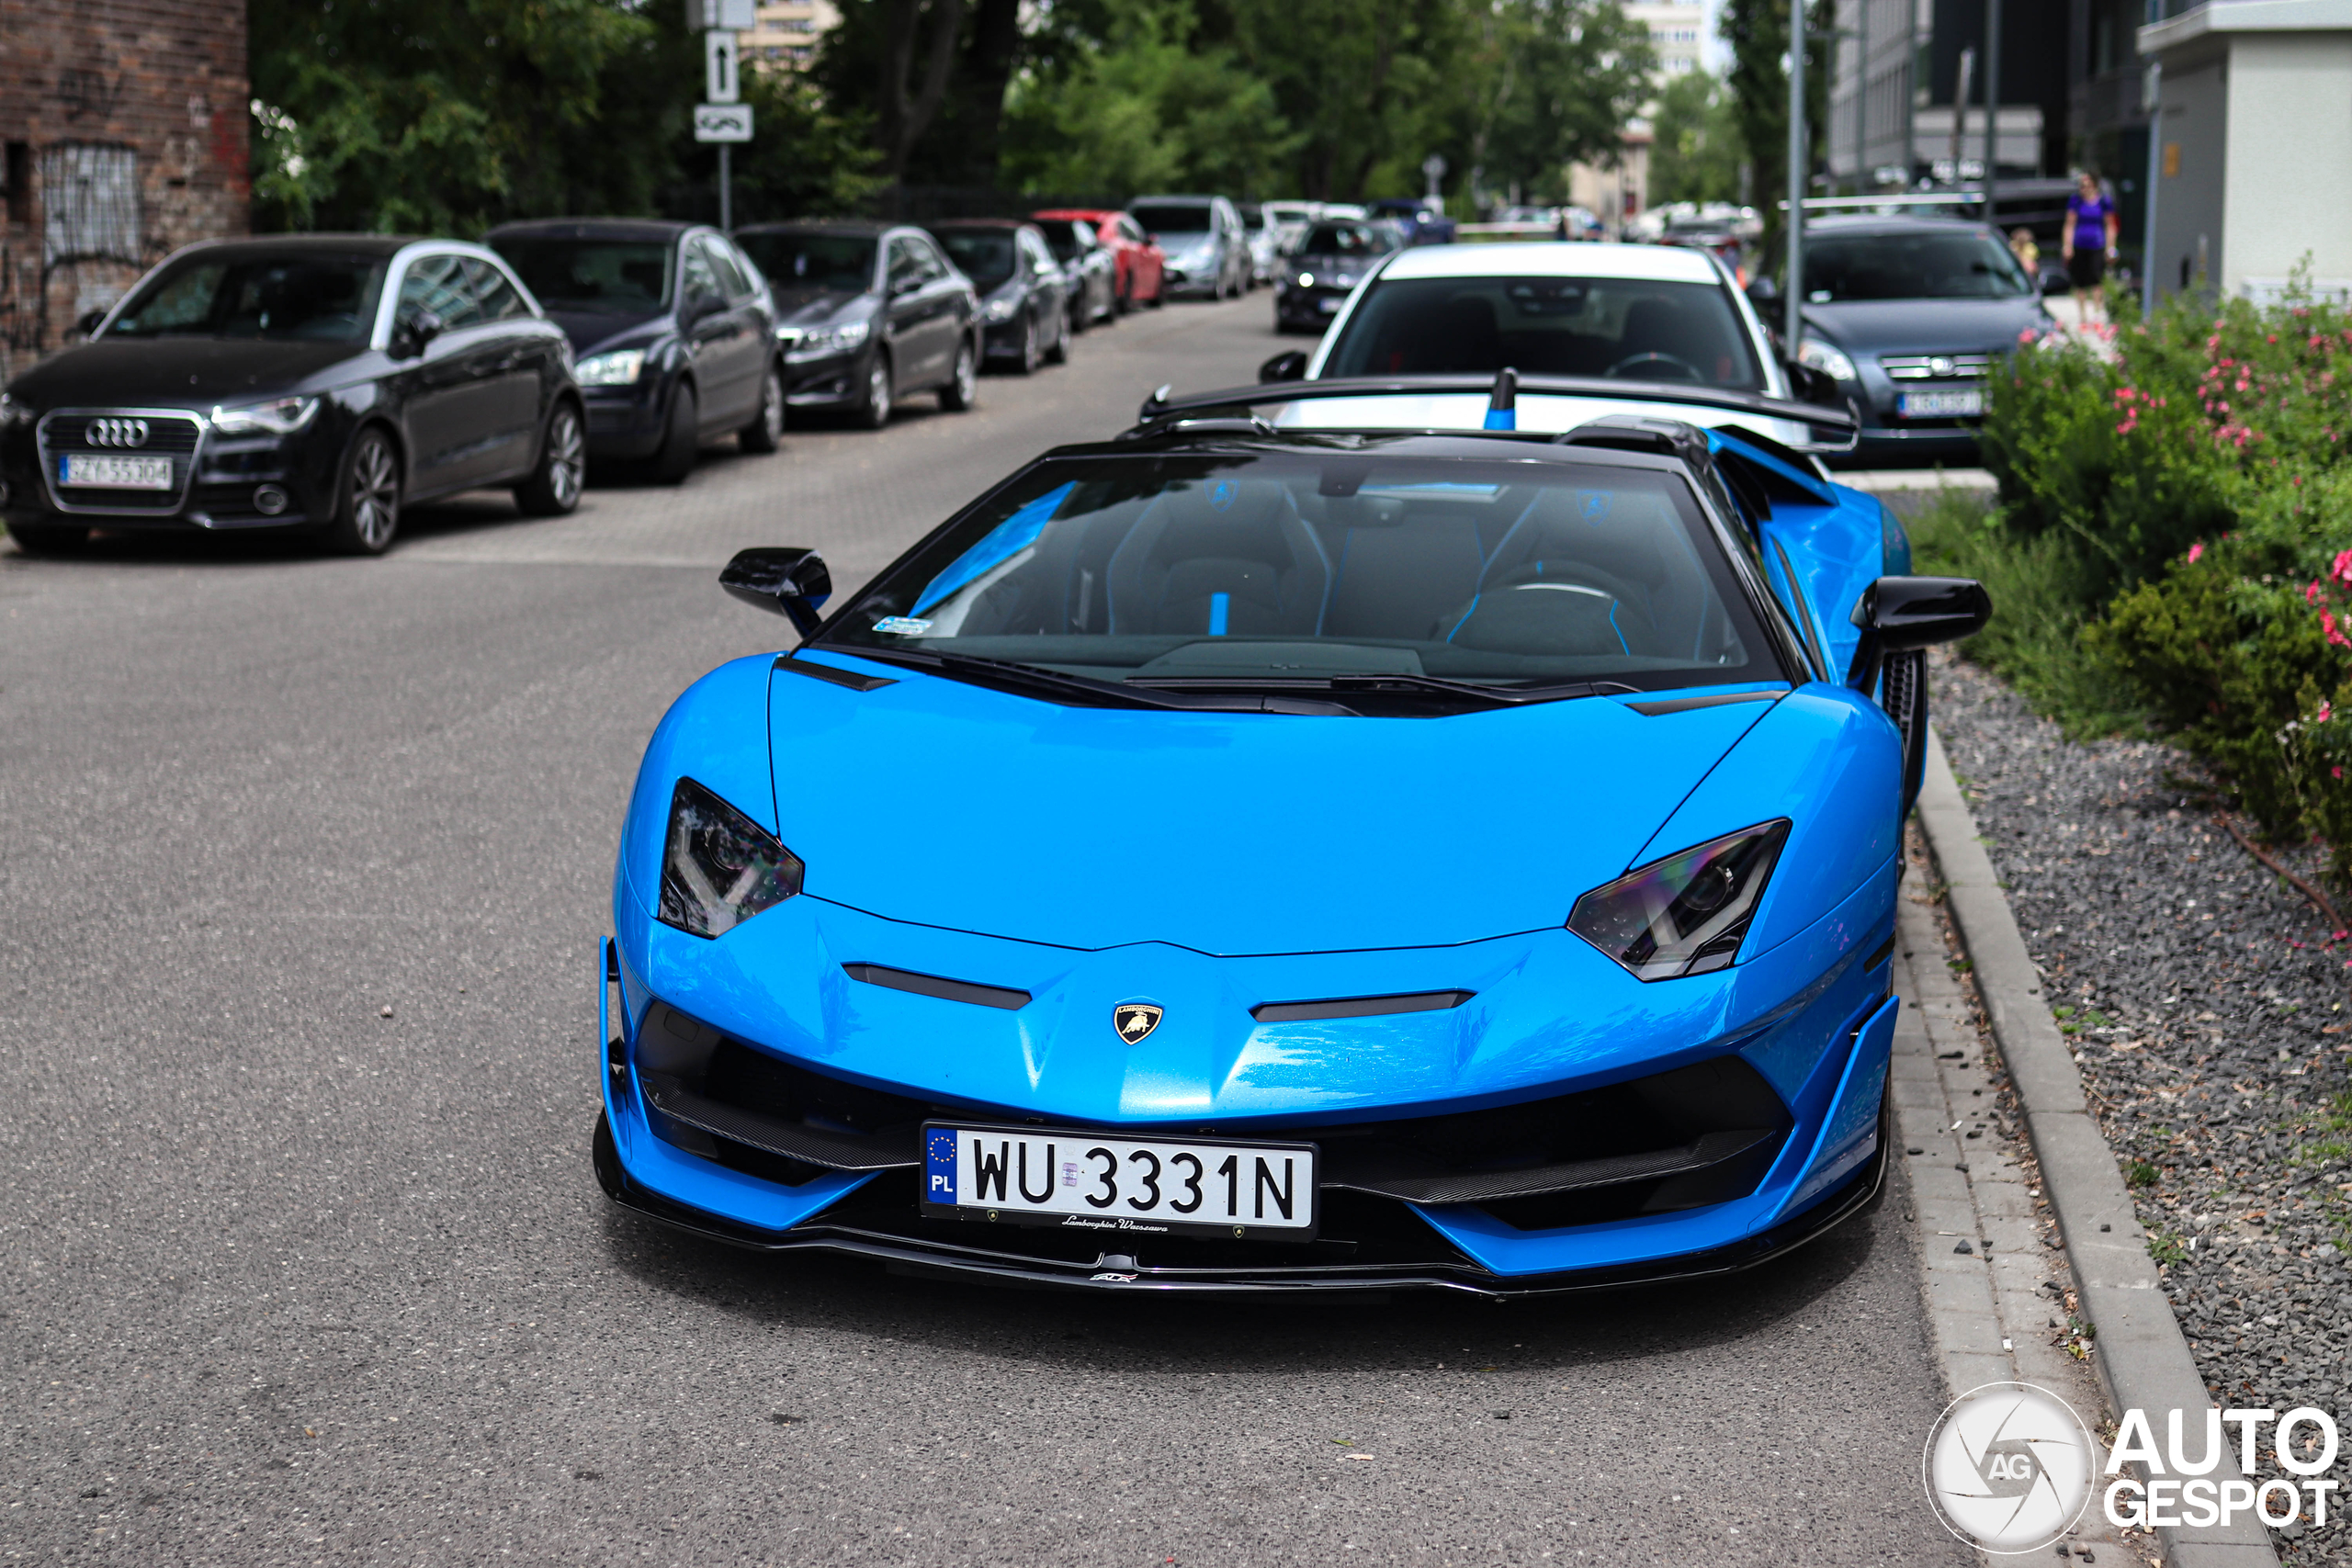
[1783,360,1843,407]
[1845,576,1993,690]
[684,291,725,325]
[74,309,106,338]
[1259,350,1308,383]
[721,547,833,637]
[1745,276,1781,310]
[390,305,444,358]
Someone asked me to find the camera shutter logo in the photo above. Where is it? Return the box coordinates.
[1922,1382,2095,1552]
[86,418,150,448]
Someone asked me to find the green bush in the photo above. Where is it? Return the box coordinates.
[1945,273,2352,881]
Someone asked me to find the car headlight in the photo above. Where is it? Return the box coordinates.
[209,395,321,435]
[981,297,1019,323]
[656,778,804,938]
[0,393,30,429]
[1797,337,1860,384]
[1297,272,1315,288]
[575,348,647,387]
[786,320,871,361]
[1566,820,1790,981]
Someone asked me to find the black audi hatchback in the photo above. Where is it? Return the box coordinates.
[0,235,583,556]
[485,220,783,482]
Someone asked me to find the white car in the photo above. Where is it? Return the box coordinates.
[1271,242,1838,456]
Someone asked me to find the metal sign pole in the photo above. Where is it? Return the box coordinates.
[1982,0,2002,222]
[719,145,732,230]
[1786,3,1805,353]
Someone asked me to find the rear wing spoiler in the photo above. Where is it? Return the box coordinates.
[1128,372,1859,454]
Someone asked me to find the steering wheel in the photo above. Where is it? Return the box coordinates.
[1605,351,1704,382]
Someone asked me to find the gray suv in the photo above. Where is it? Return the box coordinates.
[1128,196,1251,299]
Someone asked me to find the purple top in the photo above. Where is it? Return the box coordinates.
[2067,192,2116,252]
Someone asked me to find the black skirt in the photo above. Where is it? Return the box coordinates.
[2068,248,2108,288]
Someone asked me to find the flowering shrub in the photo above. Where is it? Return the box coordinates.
[1962,272,2352,880]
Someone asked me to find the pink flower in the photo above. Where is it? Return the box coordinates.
[2325,608,2351,648]
[2188,541,2205,562]
[2323,700,2336,723]
[2310,581,2325,603]
[2018,327,2037,344]
[2334,548,2352,584]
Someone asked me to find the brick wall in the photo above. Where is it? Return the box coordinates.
[0,0,250,382]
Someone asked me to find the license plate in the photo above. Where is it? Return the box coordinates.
[59,454,174,490]
[922,1122,1317,1239]
[1898,389,1982,419]
[1317,297,1341,312]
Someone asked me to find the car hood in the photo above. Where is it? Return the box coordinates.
[547,309,670,357]
[772,288,876,323]
[5,337,368,407]
[1801,297,2048,355]
[767,666,1776,954]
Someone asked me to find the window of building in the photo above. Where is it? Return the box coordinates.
[40,144,140,265]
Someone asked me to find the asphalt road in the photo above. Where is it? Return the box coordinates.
[0,295,1971,1566]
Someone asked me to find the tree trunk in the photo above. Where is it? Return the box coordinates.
[874,0,967,181]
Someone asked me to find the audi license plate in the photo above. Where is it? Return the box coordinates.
[922,1122,1317,1239]
[1897,389,1983,420]
[1317,297,1341,312]
[59,454,173,490]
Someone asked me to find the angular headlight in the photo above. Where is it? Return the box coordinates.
[575,348,647,387]
[210,395,321,435]
[656,778,804,938]
[786,319,869,360]
[1797,337,1860,384]
[1567,820,1790,981]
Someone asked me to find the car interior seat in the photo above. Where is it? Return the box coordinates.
[1105,478,1331,637]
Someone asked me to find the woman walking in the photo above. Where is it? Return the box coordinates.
[2062,170,2120,323]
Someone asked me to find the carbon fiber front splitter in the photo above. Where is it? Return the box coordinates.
[592,1110,1887,1301]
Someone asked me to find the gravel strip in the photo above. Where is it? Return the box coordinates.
[1929,649,2352,1563]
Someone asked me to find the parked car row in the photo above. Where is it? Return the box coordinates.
[0,197,1256,558]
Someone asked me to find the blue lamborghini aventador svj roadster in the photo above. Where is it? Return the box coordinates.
[593,375,1989,1297]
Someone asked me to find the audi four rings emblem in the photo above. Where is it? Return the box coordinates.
[85,418,151,448]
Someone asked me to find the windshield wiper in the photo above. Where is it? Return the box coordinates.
[1125,672,1638,707]
[826,646,1360,715]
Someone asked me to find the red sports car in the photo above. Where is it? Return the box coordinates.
[1033,209,1164,311]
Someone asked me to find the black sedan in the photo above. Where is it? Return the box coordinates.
[1755,214,2056,464]
[927,220,1069,375]
[486,220,781,482]
[731,221,978,429]
[0,235,582,556]
[1033,215,1118,333]
[1273,219,1397,334]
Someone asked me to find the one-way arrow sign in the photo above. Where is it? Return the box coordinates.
[693,104,752,143]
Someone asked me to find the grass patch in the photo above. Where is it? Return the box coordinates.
[2125,1158,2162,1188]
[1905,487,2150,739]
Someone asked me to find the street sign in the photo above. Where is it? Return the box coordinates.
[694,103,753,143]
[705,30,740,103]
[687,0,754,28]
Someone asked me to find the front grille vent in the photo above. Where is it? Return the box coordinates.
[1879,354,1990,381]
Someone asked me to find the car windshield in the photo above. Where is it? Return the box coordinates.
[735,231,876,294]
[1037,222,1086,262]
[493,239,673,312]
[1292,222,1387,258]
[820,451,1771,691]
[1801,231,2032,300]
[1321,275,1765,389]
[105,254,387,343]
[934,231,1016,288]
[1131,203,1211,237]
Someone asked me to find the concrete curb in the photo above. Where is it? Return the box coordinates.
[1914,728,2278,1567]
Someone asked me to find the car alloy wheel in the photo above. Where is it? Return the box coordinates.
[516,403,584,516]
[327,428,401,555]
[741,363,784,454]
[859,354,892,429]
[938,337,978,412]
[1017,314,1038,375]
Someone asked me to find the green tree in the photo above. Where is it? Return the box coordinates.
[1646,70,1745,207]
[1000,2,1293,199]
[249,0,877,235]
[1453,0,1655,207]
[1720,0,1828,254]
